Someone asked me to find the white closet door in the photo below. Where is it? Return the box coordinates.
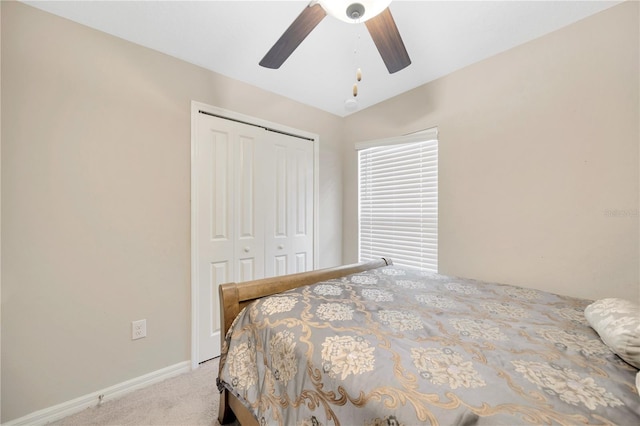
[264,132,314,276]
[234,132,266,282]
[195,114,264,363]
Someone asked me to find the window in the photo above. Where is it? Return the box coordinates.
[357,129,438,271]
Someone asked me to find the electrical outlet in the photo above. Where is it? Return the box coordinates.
[132,319,146,340]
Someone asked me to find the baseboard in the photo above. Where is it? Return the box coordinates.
[3,360,191,426]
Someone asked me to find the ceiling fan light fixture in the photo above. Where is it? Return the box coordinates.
[319,0,392,23]
[346,3,365,20]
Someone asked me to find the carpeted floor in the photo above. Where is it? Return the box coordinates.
[48,358,228,426]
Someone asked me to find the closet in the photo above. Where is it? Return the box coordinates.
[192,107,316,363]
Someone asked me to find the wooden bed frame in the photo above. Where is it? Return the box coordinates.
[217,258,391,425]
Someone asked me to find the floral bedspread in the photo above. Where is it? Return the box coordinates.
[218,265,640,425]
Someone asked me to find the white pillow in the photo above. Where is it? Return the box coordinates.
[584,298,640,369]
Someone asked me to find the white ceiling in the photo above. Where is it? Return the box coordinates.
[24,0,621,117]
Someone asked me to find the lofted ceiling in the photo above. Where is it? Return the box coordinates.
[23,0,621,117]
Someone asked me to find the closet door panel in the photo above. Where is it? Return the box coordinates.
[209,131,233,243]
[291,145,314,273]
[274,144,288,238]
[196,117,235,362]
[234,133,265,281]
[265,133,314,276]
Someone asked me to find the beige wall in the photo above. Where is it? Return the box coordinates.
[343,1,639,302]
[0,2,343,421]
[2,0,639,422]
[0,2,3,422]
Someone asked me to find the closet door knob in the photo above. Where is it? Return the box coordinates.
[277,244,284,250]
[243,247,250,253]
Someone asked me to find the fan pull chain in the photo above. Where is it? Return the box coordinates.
[353,68,362,97]
[352,32,362,98]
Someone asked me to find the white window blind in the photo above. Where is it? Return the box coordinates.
[358,132,438,271]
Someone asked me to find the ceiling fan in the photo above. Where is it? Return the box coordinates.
[259,0,411,74]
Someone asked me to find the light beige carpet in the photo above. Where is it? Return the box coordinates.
[49,358,233,426]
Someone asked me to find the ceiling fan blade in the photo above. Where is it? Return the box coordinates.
[259,3,327,69]
[365,7,411,74]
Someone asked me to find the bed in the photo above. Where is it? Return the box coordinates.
[216,258,640,425]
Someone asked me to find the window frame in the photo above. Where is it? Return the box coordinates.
[356,127,438,271]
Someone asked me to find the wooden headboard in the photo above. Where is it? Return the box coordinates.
[217,257,391,424]
[218,258,391,338]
